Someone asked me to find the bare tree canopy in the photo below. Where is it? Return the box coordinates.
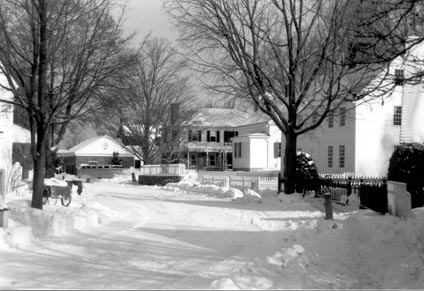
[99,37,194,164]
[0,0,133,209]
[165,0,424,193]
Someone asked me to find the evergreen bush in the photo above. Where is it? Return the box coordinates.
[387,143,424,208]
[111,151,123,165]
[295,151,319,193]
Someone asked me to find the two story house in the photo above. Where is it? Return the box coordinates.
[295,40,424,177]
[182,108,245,170]
[171,107,280,171]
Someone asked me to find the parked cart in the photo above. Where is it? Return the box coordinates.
[42,180,83,207]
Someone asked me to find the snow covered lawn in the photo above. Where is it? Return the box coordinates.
[1,176,423,289]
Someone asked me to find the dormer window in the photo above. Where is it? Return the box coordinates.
[395,69,404,86]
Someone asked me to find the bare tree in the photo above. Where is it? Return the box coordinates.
[165,0,424,193]
[159,104,196,164]
[103,37,194,164]
[0,0,134,209]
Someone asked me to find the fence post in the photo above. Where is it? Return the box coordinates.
[224,177,230,188]
[324,191,333,220]
[242,176,245,191]
[278,173,282,193]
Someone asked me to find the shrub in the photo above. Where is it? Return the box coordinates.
[111,151,123,165]
[138,175,183,186]
[387,143,424,208]
[295,151,319,193]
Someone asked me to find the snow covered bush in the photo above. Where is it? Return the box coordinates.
[295,151,319,194]
[387,143,424,208]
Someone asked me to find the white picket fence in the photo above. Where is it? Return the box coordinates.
[136,164,186,176]
[200,174,279,192]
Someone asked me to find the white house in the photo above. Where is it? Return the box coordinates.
[0,73,31,199]
[172,107,281,171]
[232,117,282,171]
[62,135,136,174]
[296,41,424,177]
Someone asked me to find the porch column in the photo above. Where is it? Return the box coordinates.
[206,152,209,167]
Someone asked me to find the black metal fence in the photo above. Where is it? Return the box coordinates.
[319,175,388,214]
[279,174,388,214]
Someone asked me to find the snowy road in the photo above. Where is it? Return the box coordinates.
[0,183,298,289]
[2,181,424,289]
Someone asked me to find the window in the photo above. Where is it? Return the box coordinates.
[328,146,333,168]
[393,106,402,126]
[274,142,281,158]
[328,113,334,128]
[190,154,198,166]
[395,69,404,86]
[13,104,30,130]
[209,154,216,166]
[340,107,346,126]
[339,145,345,168]
[224,131,238,142]
[188,130,202,141]
[234,142,242,158]
[207,130,220,142]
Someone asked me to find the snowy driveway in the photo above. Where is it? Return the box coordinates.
[0,183,304,289]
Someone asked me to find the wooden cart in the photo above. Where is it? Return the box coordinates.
[42,180,83,207]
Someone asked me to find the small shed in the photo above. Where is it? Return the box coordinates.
[232,133,280,171]
[62,135,135,174]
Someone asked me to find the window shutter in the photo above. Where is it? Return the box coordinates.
[238,142,242,158]
[207,130,210,142]
[274,142,281,158]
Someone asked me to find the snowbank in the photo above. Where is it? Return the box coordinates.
[210,206,424,289]
[1,177,113,249]
[165,179,264,203]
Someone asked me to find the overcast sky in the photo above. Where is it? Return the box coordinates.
[122,0,178,44]
[120,0,210,105]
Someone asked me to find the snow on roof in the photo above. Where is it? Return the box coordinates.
[66,135,130,155]
[67,135,107,153]
[187,108,270,128]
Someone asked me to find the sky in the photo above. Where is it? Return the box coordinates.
[122,0,178,45]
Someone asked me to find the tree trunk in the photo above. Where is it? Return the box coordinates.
[45,144,56,178]
[284,129,297,194]
[31,0,49,209]
[31,134,46,209]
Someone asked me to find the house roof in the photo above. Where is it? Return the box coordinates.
[186,108,270,128]
[64,135,134,157]
[67,135,108,153]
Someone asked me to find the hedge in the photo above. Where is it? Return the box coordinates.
[387,143,424,208]
[138,175,183,186]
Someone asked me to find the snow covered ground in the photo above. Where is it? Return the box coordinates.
[1,173,424,289]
